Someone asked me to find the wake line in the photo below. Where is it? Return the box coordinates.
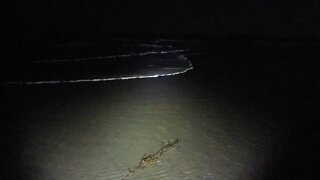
[7,67,192,85]
[32,49,189,64]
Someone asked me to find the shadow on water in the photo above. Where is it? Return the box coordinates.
[189,40,319,179]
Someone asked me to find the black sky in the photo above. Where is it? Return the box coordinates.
[2,0,320,40]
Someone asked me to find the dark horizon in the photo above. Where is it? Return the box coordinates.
[2,1,320,41]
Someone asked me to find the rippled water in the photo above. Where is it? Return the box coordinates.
[6,39,312,179]
[2,39,193,84]
[4,75,275,180]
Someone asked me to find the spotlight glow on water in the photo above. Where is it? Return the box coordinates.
[3,40,276,179]
[18,77,271,180]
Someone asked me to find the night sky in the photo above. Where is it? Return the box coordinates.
[2,0,320,40]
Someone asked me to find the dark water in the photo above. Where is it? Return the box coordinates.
[1,39,319,179]
[2,39,193,84]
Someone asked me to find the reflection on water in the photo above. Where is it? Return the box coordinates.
[2,39,318,179]
[11,76,274,180]
[3,40,193,85]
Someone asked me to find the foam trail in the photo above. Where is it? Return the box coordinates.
[7,65,193,85]
[32,49,189,63]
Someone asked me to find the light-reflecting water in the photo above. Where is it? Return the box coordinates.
[2,39,319,179]
[11,76,274,180]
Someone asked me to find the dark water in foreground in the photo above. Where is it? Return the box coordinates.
[1,39,319,179]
